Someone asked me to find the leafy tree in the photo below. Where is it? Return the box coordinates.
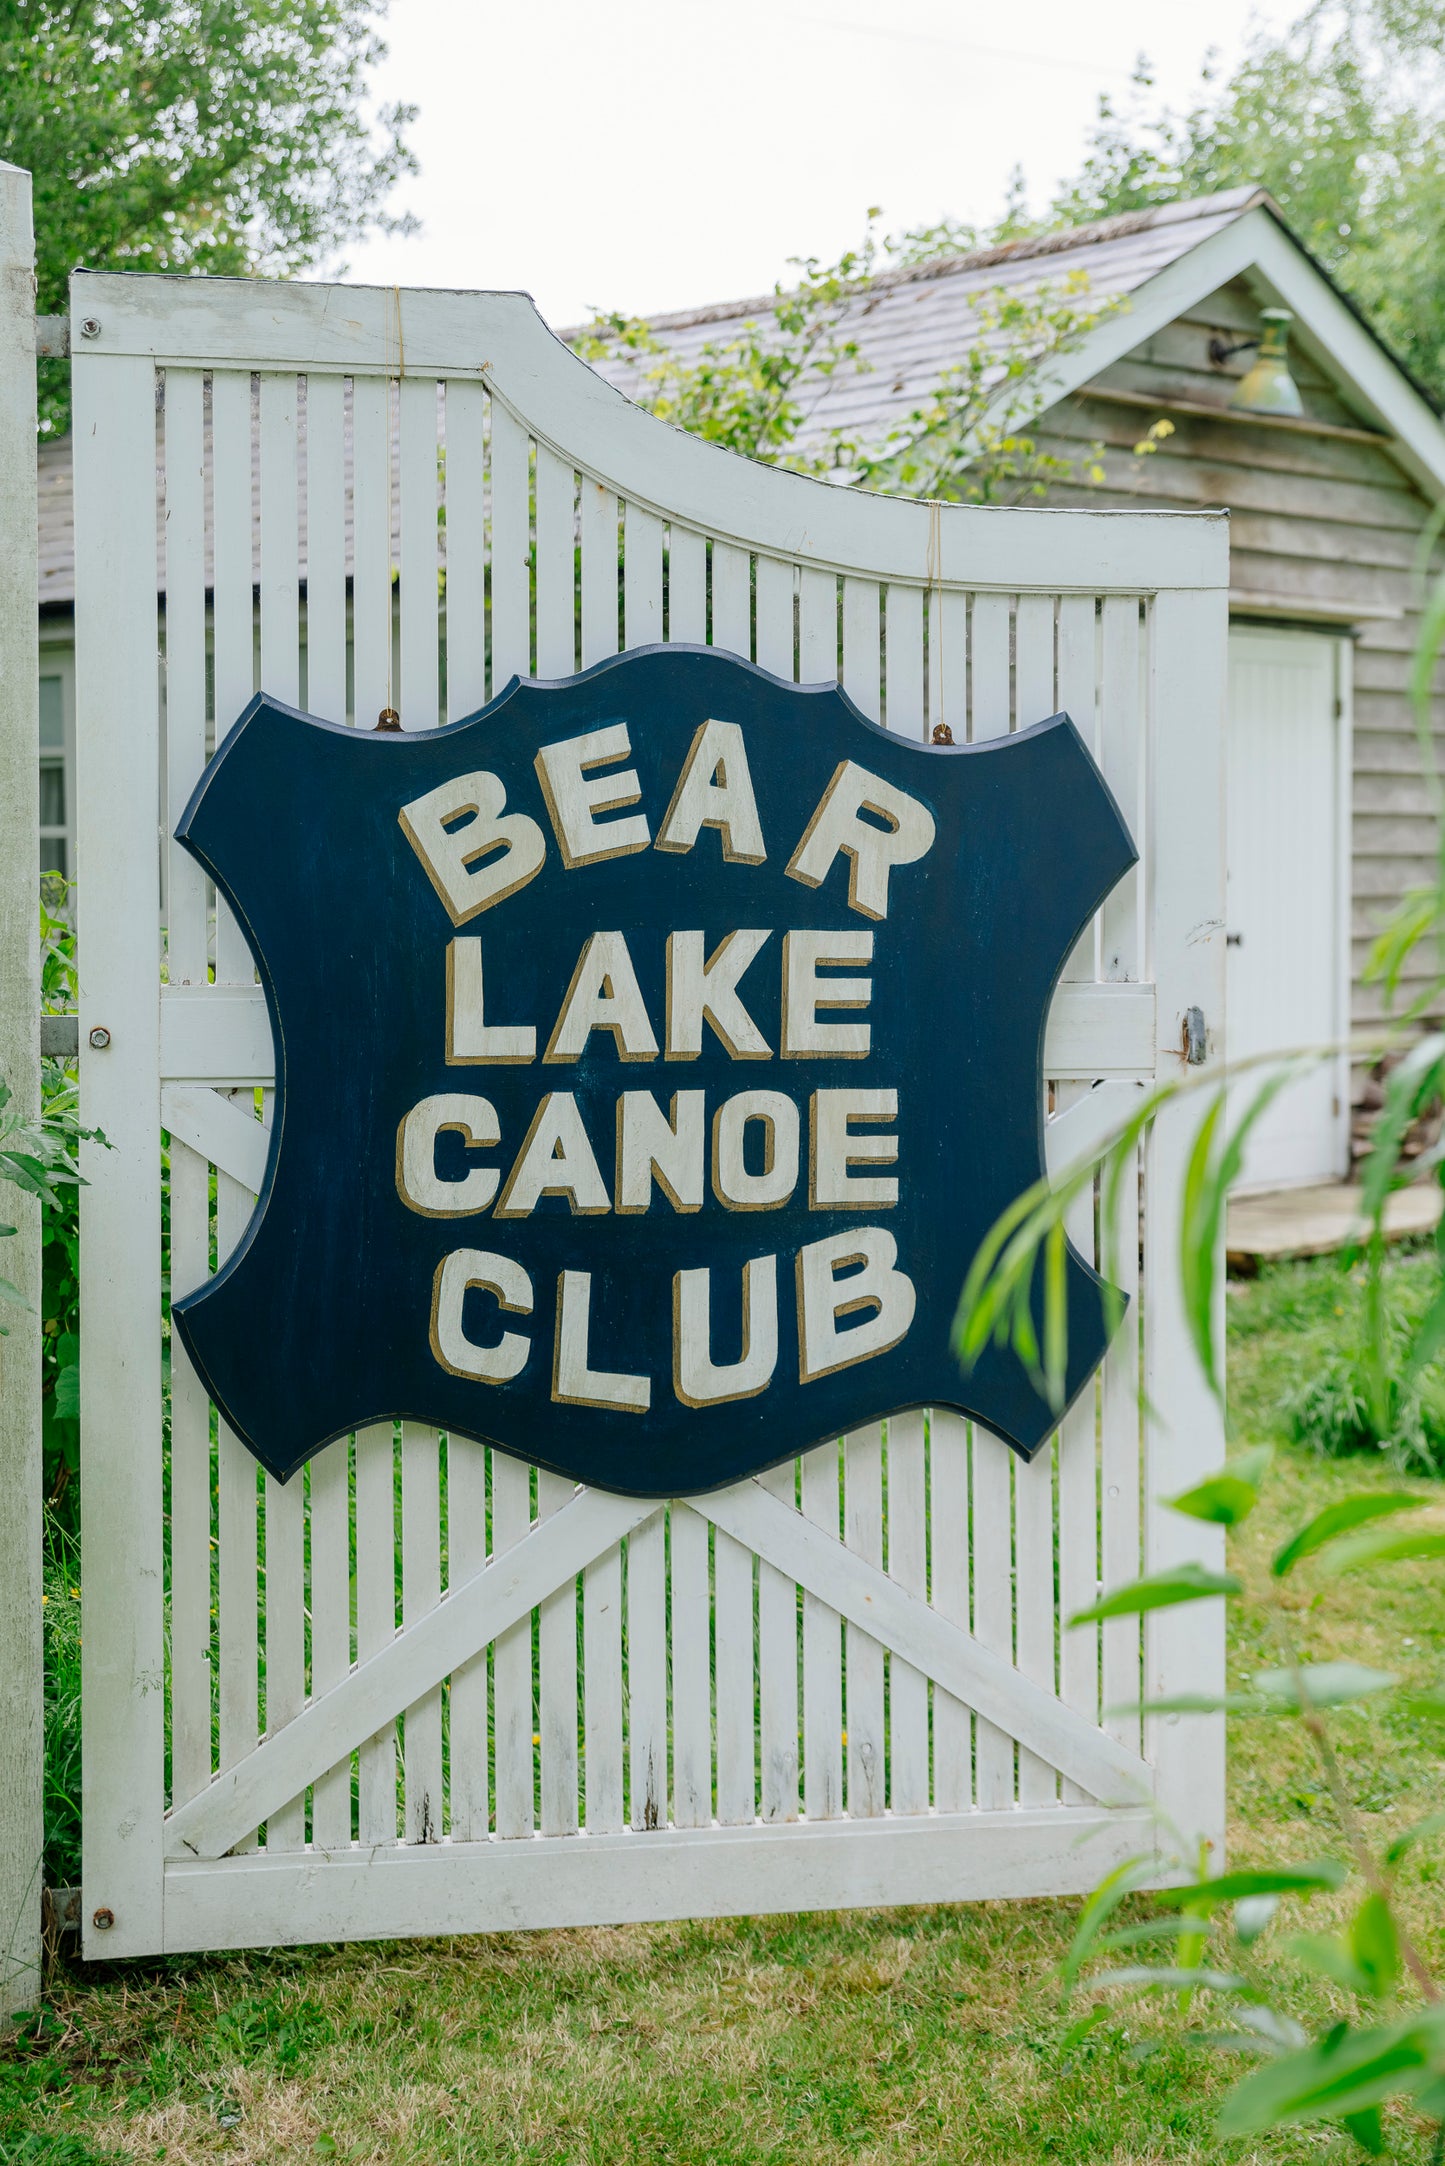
[0,0,417,430]
[1037,0,1445,400]
[578,212,1116,506]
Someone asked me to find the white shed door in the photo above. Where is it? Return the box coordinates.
[1227,627,1346,1191]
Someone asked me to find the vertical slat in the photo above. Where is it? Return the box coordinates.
[491,1452,535,1837]
[215,1168,259,1837]
[308,1436,353,1848]
[969,591,1011,741]
[580,479,619,667]
[841,577,881,722]
[627,1511,668,1831]
[351,372,398,1847]
[351,374,393,732]
[883,582,924,740]
[927,587,967,746]
[929,1411,971,1811]
[258,373,300,704]
[965,621,1017,1806]
[843,1426,885,1817]
[263,1464,306,1848]
[401,1422,442,1842]
[256,371,305,1850]
[753,557,794,677]
[534,445,577,678]
[446,1435,490,1838]
[1100,596,1142,979]
[537,1469,579,1836]
[75,350,166,1954]
[885,1411,928,1814]
[1013,591,1055,728]
[398,376,441,729]
[623,503,663,650]
[971,1425,1015,1808]
[670,1505,712,1828]
[1144,584,1228,1857]
[800,1442,843,1821]
[710,538,750,659]
[304,372,347,724]
[1057,1090,1100,1804]
[584,1545,625,1832]
[798,567,836,683]
[162,374,211,1811]
[302,370,352,1848]
[667,524,706,646]
[713,1529,756,1825]
[1015,1448,1058,1805]
[1056,593,1099,980]
[443,379,488,718]
[1101,1147,1142,1754]
[166,1142,211,1805]
[758,1462,799,1823]
[490,400,531,686]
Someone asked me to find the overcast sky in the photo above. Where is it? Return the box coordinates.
[342,0,1299,329]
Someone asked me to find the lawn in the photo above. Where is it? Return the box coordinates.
[4,1252,1444,2165]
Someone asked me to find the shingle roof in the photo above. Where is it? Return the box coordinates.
[37,188,1266,611]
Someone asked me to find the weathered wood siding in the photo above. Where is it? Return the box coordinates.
[1035,273,1444,1032]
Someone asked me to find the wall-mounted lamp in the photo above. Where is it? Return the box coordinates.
[1207,308,1304,418]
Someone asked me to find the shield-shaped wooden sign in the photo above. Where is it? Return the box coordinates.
[172,643,1134,1495]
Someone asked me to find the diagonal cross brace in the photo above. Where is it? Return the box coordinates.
[166,1486,655,1859]
[690,1482,1150,1809]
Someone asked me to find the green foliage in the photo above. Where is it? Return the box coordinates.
[1036,0,1445,402]
[578,211,1118,507]
[40,1531,83,1889]
[0,0,416,433]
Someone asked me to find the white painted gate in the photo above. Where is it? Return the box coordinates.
[72,271,1228,1960]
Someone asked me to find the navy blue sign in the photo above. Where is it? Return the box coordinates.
[173,644,1134,1496]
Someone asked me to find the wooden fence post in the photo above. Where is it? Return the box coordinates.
[0,160,42,2021]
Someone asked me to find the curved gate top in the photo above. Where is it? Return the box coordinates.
[71,267,1227,1960]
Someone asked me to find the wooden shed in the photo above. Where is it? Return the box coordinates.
[33,187,1445,1191]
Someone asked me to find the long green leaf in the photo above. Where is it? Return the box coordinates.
[1155,1861,1348,1912]
[1326,1527,1445,1574]
[1385,1809,1445,1865]
[1249,1664,1398,1709]
[1069,1563,1240,1626]
[1272,1493,1427,1577]
[1216,2011,1445,2137]
[1060,1853,1154,1994]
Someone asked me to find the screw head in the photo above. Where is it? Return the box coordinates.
[92,1906,114,1931]
[79,317,102,339]
[88,1025,111,1050]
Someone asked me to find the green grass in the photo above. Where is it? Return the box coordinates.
[5,1253,1444,2165]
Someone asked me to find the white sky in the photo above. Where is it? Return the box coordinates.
[342,0,1299,329]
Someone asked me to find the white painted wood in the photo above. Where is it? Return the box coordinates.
[308,1436,353,1849]
[885,1412,928,1814]
[1054,1083,1097,1808]
[491,1452,535,1837]
[1014,592,1056,728]
[1100,598,1142,982]
[928,1413,971,1811]
[798,567,836,683]
[401,1422,443,1842]
[350,374,393,731]
[710,539,750,659]
[842,579,881,722]
[843,1428,885,1817]
[970,1425,1015,1808]
[167,1141,213,1809]
[1226,628,1347,1188]
[161,1082,268,1194]
[929,588,967,746]
[1143,586,1228,1863]
[72,272,1235,581]
[74,344,167,1960]
[697,1484,1148,1806]
[0,162,41,2017]
[669,1502,712,1829]
[623,503,663,652]
[626,1510,668,1831]
[215,1169,260,1851]
[1014,1454,1057,1806]
[667,525,707,646]
[713,1524,756,1825]
[534,445,577,678]
[304,372,348,723]
[353,1431,396,1846]
[398,376,441,729]
[163,371,208,979]
[490,400,531,687]
[446,1433,490,1839]
[169,1487,653,1860]
[799,1442,843,1821]
[157,977,1160,1088]
[584,1541,626,1833]
[259,373,300,704]
[163,1805,1159,1953]
[1100,1144,1142,1759]
[580,479,619,668]
[884,582,924,740]
[536,1469,579,1836]
[263,1465,307,1850]
[969,591,1011,741]
[757,1462,799,1824]
[443,379,488,716]
[754,557,794,678]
